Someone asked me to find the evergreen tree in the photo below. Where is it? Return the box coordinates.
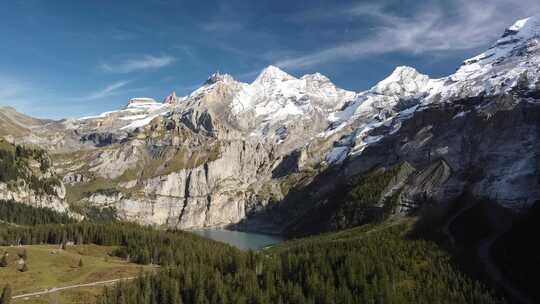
[0,199,73,226]
[0,284,11,304]
[0,253,7,267]
[18,249,27,260]
[61,231,68,250]
[78,258,84,268]
[140,248,151,265]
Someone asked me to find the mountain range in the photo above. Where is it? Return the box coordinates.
[1,16,539,235]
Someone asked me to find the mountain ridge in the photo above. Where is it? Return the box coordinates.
[1,15,539,230]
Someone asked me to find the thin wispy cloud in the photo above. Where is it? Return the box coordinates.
[201,21,243,33]
[235,69,262,82]
[0,74,63,118]
[201,1,246,33]
[100,55,176,73]
[0,84,21,101]
[276,0,540,70]
[0,75,30,106]
[111,29,138,41]
[172,45,196,59]
[75,80,131,101]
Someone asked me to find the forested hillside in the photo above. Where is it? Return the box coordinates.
[0,201,504,304]
[96,220,503,304]
[272,164,404,237]
[0,199,74,225]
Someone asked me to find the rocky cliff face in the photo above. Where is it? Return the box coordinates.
[0,138,68,213]
[3,16,540,231]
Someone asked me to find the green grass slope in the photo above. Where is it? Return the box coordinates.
[0,244,155,303]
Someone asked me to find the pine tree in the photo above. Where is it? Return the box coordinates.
[18,249,27,260]
[140,248,151,265]
[168,280,180,304]
[0,253,7,267]
[0,284,11,304]
[61,230,68,250]
[78,258,84,268]
[77,233,84,245]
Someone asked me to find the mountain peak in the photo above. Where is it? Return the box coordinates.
[372,66,430,96]
[204,72,235,85]
[164,91,180,104]
[301,72,331,83]
[509,17,531,32]
[497,15,540,45]
[459,15,540,79]
[254,65,296,84]
[389,66,420,76]
[126,97,162,109]
[509,16,540,35]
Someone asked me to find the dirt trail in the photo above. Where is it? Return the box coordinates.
[12,277,134,301]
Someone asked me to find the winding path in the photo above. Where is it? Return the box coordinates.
[12,277,135,301]
[441,201,476,247]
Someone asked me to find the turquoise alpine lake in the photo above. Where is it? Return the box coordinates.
[191,229,285,251]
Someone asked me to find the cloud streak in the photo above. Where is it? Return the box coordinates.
[0,82,21,101]
[101,55,176,73]
[75,80,131,101]
[0,75,32,106]
[276,0,540,70]
[201,21,243,33]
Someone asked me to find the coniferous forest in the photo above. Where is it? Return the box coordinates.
[0,199,74,225]
[0,200,504,304]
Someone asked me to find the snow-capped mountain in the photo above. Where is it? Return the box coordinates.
[61,65,356,153]
[232,65,354,117]
[324,16,540,165]
[3,15,540,231]
[232,66,356,142]
[318,16,540,211]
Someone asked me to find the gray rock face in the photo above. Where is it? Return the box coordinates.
[63,173,90,185]
[338,97,540,211]
[108,140,276,228]
[88,142,142,179]
[0,182,68,212]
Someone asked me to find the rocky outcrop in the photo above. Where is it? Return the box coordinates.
[102,140,277,228]
[0,182,67,212]
[0,139,69,213]
[63,172,90,185]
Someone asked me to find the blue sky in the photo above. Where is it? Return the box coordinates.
[1,0,539,119]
